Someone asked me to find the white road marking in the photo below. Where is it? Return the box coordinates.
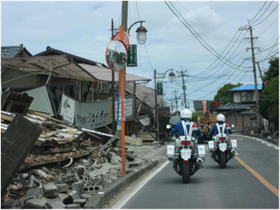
[232,135,279,150]
[111,161,170,209]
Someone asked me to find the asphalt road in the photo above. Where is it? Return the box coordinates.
[120,135,279,209]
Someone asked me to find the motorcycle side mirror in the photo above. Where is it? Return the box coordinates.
[231,124,235,128]
[166,124,172,130]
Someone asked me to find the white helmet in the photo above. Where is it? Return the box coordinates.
[217,114,225,122]
[180,109,192,119]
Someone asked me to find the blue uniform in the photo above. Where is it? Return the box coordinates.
[209,122,232,135]
[170,119,202,137]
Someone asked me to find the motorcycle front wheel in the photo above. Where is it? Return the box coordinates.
[182,161,191,183]
[219,152,227,168]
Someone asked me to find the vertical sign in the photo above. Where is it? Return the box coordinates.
[202,99,207,113]
[127,44,137,67]
[117,91,121,130]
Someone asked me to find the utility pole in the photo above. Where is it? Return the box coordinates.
[256,62,264,83]
[175,90,178,115]
[111,19,116,135]
[177,68,189,108]
[240,23,260,129]
[154,69,159,141]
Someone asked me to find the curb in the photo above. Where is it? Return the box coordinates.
[84,160,159,209]
[239,133,279,146]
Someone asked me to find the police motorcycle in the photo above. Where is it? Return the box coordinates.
[208,123,238,168]
[166,122,206,183]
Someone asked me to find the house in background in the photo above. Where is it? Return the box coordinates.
[1,44,37,91]
[216,84,263,131]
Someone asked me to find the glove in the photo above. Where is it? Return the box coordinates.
[172,136,176,140]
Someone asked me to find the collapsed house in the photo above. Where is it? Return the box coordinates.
[1,44,168,208]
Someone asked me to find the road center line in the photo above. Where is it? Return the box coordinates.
[235,156,279,197]
[112,161,170,209]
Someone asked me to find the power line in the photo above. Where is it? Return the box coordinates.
[258,14,279,37]
[252,4,279,27]
[165,1,251,71]
[250,1,274,25]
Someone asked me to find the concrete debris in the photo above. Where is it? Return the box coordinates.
[43,185,58,198]
[66,204,81,209]
[1,110,160,209]
[23,199,47,209]
[55,183,68,193]
[46,198,66,209]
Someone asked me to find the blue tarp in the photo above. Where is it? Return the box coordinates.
[230,84,262,91]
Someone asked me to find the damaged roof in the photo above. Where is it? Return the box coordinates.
[126,82,165,108]
[1,44,32,59]
[34,46,105,67]
[230,84,262,91]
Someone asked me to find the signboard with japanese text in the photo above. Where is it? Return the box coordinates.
[127,44,137,67]
[75,99,112,129]
[202,99,207,113]
[60,94,75,123]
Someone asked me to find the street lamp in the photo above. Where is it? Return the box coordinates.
[154,68,174,142]
[128,21,148,44]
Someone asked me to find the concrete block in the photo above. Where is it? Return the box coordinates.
[73,199,87,207]
[68,190,81,200]
[80,193,93,199]
[26,187,44,199]
[58,193,72,205]
[23,199,47,209]
[43,185,58,198]
[59,174,77,183]
[66,204,81,209]
[46,199,66,209]
[56,183,68,193]
[72,181,84,195]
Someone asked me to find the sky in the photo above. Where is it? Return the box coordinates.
[1,0,279,110]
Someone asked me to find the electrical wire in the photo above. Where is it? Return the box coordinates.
[258,14,279,37]
[252,4,279,27]
[165,1,251,71]
[250,1,274,25]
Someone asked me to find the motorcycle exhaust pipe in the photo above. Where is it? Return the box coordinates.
[196,158,203,163]
[231,149,236,154]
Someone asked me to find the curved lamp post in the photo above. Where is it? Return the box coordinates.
[128,21,148,44]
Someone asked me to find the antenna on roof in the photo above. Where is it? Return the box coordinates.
[46,46,52,51]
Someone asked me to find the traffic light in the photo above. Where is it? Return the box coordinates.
[157,82,163,95]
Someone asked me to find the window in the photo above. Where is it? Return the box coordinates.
[241,91,253,102]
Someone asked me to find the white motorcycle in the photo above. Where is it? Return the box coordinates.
[208,124,238,168]
[167,135,206,183]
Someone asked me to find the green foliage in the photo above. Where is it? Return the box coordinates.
[263,57,279,81]
[259,76,279,129]
[213,83,243,105]
[192,111,203,123]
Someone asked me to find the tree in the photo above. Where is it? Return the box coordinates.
[259,57,279,131]
[213,83,243,106]
[263,57,279,81]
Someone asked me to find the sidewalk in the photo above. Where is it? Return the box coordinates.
[84,144,167,209]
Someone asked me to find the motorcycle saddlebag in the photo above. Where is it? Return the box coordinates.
[208,140,215,151]
[231,140,238,149]
[197,145,206,158]
[166,145,175,159]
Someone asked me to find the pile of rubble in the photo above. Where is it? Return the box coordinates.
[1,110,158,209]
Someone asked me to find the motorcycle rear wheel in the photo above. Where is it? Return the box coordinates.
[219,152,227,168]
[182,161,191,183]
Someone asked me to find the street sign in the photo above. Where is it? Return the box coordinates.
[157,82,163,95]
[127,44,137,67]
